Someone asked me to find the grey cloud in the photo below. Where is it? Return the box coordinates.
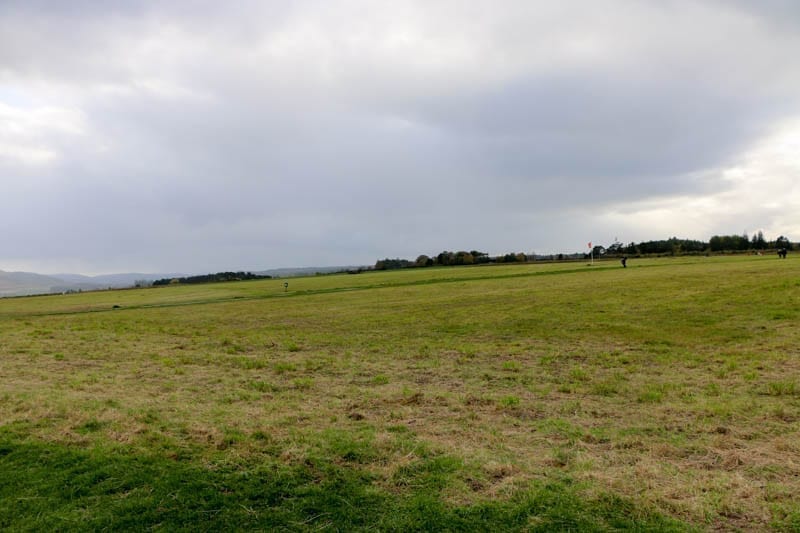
[2,1,800,272]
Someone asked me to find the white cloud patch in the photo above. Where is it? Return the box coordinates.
[601,118,800,243]
[0,102,86,167]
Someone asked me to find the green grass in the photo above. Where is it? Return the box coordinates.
[1,255,799,530]
[0,432,687,531]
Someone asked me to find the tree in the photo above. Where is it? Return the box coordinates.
[751,231,767,250]
[739,233,750,251]
[624,242,639,255]
[415,255,433,267]
[709,234,748,252]
[436,251,454,266]
[375,258,412,270]
[470,251,491,264]
[454,251,474,265]
[606,241,624,256]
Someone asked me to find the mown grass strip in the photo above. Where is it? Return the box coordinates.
[0,436,690,531]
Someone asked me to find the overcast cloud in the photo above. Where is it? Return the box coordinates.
[2,0,800,274]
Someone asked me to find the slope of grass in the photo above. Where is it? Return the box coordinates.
[1,255,799,529]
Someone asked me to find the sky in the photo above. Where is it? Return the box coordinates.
[2,0,800,275]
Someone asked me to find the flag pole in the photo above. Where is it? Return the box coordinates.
[588,241,593,265]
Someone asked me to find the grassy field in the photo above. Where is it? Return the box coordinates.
[1,255,799,530]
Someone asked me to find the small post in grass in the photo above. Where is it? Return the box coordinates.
[284,282,288,292]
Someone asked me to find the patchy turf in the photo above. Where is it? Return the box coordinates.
[0,430,687,531]
[1,255,798,530]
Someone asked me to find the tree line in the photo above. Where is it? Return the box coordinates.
[374,250,533,271]
[603,232,791,256]
[152,271,271,286]
[375,233,794,271]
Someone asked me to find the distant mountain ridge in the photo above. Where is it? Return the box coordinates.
[0,271,184,297]
[52,273,186,288]
[255,266,365,277]
[0,267,366,298]
[0,270,91,297]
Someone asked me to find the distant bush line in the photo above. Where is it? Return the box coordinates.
[375,232,794,271]
[152,272,271,286]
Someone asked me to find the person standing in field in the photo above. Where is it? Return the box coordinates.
[621,256,627,268]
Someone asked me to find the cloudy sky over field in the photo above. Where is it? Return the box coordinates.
[2,1,800,274]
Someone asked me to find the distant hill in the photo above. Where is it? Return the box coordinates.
[1,266,365,298]
[1,271,189,298]
[0,270,98,297]
[255,266,366,278]
[51,273,186,288]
